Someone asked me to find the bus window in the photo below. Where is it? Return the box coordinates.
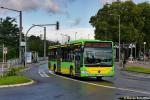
[49,49,57,61]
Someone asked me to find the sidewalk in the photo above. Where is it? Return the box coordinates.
[126,61,150,68]
[26,60,47,68]
[115,62,150,80]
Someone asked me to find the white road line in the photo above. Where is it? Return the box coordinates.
[38,70,49,77]
[48,70,150,95]
[38,71,45,77]
[42,71,49,77]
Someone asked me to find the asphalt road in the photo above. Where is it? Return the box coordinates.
[0,63,150,100]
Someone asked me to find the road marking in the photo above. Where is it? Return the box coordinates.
[48,70,150,95]
[42,71,49,77]
[38,70,49,77]
[38,71,45,77]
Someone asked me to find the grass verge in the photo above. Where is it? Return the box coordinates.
[0,76,31,85]
[125,66,150,74]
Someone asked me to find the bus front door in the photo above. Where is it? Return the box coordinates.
[75,50,81,76]
[57,59,61,73]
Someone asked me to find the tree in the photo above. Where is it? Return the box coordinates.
[138,2,150,49]
[89,1,146,47]
[90,1,144,42]
[0,17,20,61]
[27,35,60,57]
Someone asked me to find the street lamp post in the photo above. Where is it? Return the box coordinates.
[25,22,59,67]
[110,14,121,64]
[0,7,22,64]
[60,34,70,43]
[33,25,47,60]
[44,27,46,60]
[144,42,146,63]
[75,32,77,40]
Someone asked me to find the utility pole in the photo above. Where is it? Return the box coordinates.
[25,22,59,67]
[75,32,77,40]
[144,42,146,63]
[110,14,121,64]
[2,44,4,77]
[19,11,22,64]
[44,27,46,60]
[0,7,23,64]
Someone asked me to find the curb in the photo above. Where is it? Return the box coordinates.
[121,71,150,80]
[0,80,35,88]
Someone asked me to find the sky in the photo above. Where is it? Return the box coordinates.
[0,0,149,43]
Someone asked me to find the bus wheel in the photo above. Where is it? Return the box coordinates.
[96,76,102,80]
[54,64,56,73]
[70,66,73,77]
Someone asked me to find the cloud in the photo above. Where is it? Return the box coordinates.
[26,27,95,43]
[65,18,82,27]
[0,0,75,13]
[72,18,81,26]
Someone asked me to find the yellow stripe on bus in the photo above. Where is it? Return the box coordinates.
[85,67,113,74]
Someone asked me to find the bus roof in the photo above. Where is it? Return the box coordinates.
[49,39,113,49]
[68,39,112,44]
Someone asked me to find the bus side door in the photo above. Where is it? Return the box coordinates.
[74,48,81,76]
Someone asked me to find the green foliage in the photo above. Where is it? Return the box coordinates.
[0,17,22,60]
[27,35,60,57]
[5,67,24,76]
[0,76,31,85]
[6,68,17,76]
[89,1,150,49]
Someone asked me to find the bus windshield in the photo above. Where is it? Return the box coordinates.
[84,43,112,67]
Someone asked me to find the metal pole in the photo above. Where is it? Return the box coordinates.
[25,25,36,67]
[119,15,121,65]
[0,7,22,64]
[25,35,27,67]
[44,27,46,60]
[131,44,133,60]
[2,44,4,77]
[75,32,77,40]
[144,42,145,63]
[105,29,107,40]
[25,22,59,67]
[19,11,22,64]
[135,43,136,59]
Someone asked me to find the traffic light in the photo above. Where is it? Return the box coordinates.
[56,21,59,30]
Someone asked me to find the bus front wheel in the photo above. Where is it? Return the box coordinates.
[70,66,73,77]
[54,64,56,72]
[96,76,102,80]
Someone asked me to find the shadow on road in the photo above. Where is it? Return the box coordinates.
[55,72,114,86]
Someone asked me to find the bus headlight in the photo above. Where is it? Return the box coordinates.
[81,70,88,74]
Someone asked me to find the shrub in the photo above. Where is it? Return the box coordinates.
[6,68,17,76]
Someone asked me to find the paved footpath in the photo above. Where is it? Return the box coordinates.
[115,61,150,80]
[126,61,150,68]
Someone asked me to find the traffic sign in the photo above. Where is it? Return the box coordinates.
[3,47,7,54]
[20,42,26,46]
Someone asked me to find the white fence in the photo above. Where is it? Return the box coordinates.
[0,59,20,76]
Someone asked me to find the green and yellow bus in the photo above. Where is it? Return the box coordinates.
[48,39,114,79]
